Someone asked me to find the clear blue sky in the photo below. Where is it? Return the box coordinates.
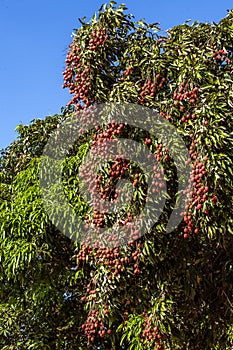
[0,0,232,149]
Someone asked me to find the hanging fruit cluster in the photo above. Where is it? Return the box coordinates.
[77,242,142,279]
[141,313,164,350]
[139,76,167,104]
[62,27,109,110]
[139,81,155,104]
[212,47,231,65]
[120,66,133,81]
[173,83,199,108]
[89,27,109,51]
[77,241,143,345]
[81,308,111,347]
[182,138,209,238]
[62,43,92,110]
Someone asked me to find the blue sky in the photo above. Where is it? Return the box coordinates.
[0,0,232,149]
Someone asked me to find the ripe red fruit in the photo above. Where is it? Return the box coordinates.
[183,233,189,239]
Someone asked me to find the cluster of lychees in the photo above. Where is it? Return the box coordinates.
[62,28,109,110]
[79,122,129,234]
[151,146,167,195]
[62,44,92,109]
[173,83,199,108]
[95,157,130,202]
[77,243,142,279]
[153,142,170,163]
[139,81,156,104]
[89,27,109,51]
[182,137,209,238]
[159,111,172,121]
[139,76,167,104]
[77,120,168,247]
[77,245,142,344]
[141,313,164,349]
[212,48,231,65]
[91,122,125,160]
[81,308,111,347]
[120,66,133,81]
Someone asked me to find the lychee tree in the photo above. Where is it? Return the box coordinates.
[0,2,233,349]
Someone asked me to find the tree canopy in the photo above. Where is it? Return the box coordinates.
[0,2,233,349]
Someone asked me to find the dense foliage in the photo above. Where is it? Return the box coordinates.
[0,2,233,349]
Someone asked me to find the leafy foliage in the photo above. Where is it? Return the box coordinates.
[0,2,233,349]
